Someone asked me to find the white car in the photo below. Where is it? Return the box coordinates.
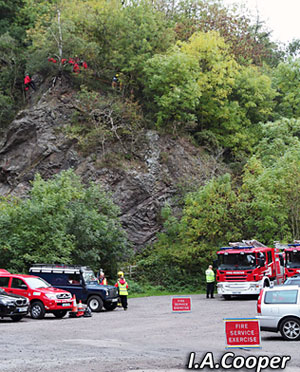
[256,285,300,340]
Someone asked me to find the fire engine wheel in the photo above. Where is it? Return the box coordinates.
[30,301,46,319]
[279,317,300,341]
[87,296,103,312]
[104,302,118,311]
[52,310,68,318]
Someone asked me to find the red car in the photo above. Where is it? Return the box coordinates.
[0,273,73,319]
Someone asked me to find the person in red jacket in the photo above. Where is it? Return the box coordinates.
[73,63,80,74]
[115,275,129,310]
[24,74,36,91]
[48,57,57,63]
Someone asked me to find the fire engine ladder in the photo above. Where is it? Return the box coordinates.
[229,239,267,248]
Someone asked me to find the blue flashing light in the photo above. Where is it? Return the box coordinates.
[288,244,300,247]
[219,246,253,250]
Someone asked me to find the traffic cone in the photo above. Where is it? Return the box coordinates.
[77,300,84,317]
[72,295,78,312]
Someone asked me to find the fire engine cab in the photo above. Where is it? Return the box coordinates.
[216,240,285,299]
[283,241,300,277]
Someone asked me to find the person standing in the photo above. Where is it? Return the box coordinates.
[205,265,215,299]
[115,275,128,310]
[98,270,107,285]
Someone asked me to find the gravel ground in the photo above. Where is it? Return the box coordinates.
[1,294,299,372]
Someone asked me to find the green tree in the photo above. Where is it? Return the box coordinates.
[137,174,241,287]
[273,58,300,119]
[143,46,201,130]
[0,170,129,277]
[171,0,282,66]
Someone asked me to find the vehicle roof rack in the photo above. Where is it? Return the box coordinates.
[29,264,92,274]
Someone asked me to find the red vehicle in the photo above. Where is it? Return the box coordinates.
[216,240,285,299]
[0,273,73,319]
[283,241,300,277]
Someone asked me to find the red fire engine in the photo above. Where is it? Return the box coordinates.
[216,240,285,299]
[282,240,300,278]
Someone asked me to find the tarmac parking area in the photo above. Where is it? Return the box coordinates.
[1,294,299,372]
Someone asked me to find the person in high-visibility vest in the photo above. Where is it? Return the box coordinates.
[98,269,107,285]
[205,265,215,299]
[115,275,128,310]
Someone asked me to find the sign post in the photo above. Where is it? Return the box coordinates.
[224,318,261,349]
[172,296,192,312]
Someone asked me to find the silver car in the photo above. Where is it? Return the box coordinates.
[256,285,300,341]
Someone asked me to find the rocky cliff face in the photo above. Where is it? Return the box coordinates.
[0,78,227,250]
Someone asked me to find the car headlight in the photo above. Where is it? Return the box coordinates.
[45,294,57,300]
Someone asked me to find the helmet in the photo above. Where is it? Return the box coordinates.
[118,271,124,277]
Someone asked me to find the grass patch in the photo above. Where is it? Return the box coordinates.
[127,280,206,298]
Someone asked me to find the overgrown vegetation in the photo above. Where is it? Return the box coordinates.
[2,0,300,291]
[0,170,131,277]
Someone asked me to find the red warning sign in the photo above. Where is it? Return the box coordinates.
[224,318,261,348]
[172,297,192,312]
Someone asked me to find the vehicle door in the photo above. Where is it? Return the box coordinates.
[275,254,285,284]
[263,289,299,327]
[61,273,85,301]
[8,277,29,299]
[0,276,11,293]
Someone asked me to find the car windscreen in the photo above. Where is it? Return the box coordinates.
[284,279,300,286]
[24,277,51,289]
[82,271,98,284]
[218,252,256,270]
[264,290,298,304]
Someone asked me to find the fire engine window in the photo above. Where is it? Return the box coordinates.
[11,278,28,290]
[67,274,81,285]
[218,253,256,269]
[287,251,300,268]
[265,290,298,304]
[267,251,272,263]
[0,277,9,287]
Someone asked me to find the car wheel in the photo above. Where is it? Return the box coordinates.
[52,310,68,318]
[104,302,118,311]
[10,315,23,322]
[30,301,46,319]
[87,296,103,312]
[223,295,231,300]
[279,317,300,341]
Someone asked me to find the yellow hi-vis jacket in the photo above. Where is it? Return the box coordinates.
[205,268,215,283]
[118,280,128,296]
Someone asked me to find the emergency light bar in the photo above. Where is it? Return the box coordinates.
[219,246,253,250]
[288,244,300,247]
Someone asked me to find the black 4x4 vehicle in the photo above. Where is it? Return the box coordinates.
[0,287,29,321]
[29,265,118,312]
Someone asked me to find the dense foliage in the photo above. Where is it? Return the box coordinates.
[137,117,300,286]
[0,170,130,276]
[2,0,300,288]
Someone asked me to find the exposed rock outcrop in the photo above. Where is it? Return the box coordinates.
[0,79,227,249]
